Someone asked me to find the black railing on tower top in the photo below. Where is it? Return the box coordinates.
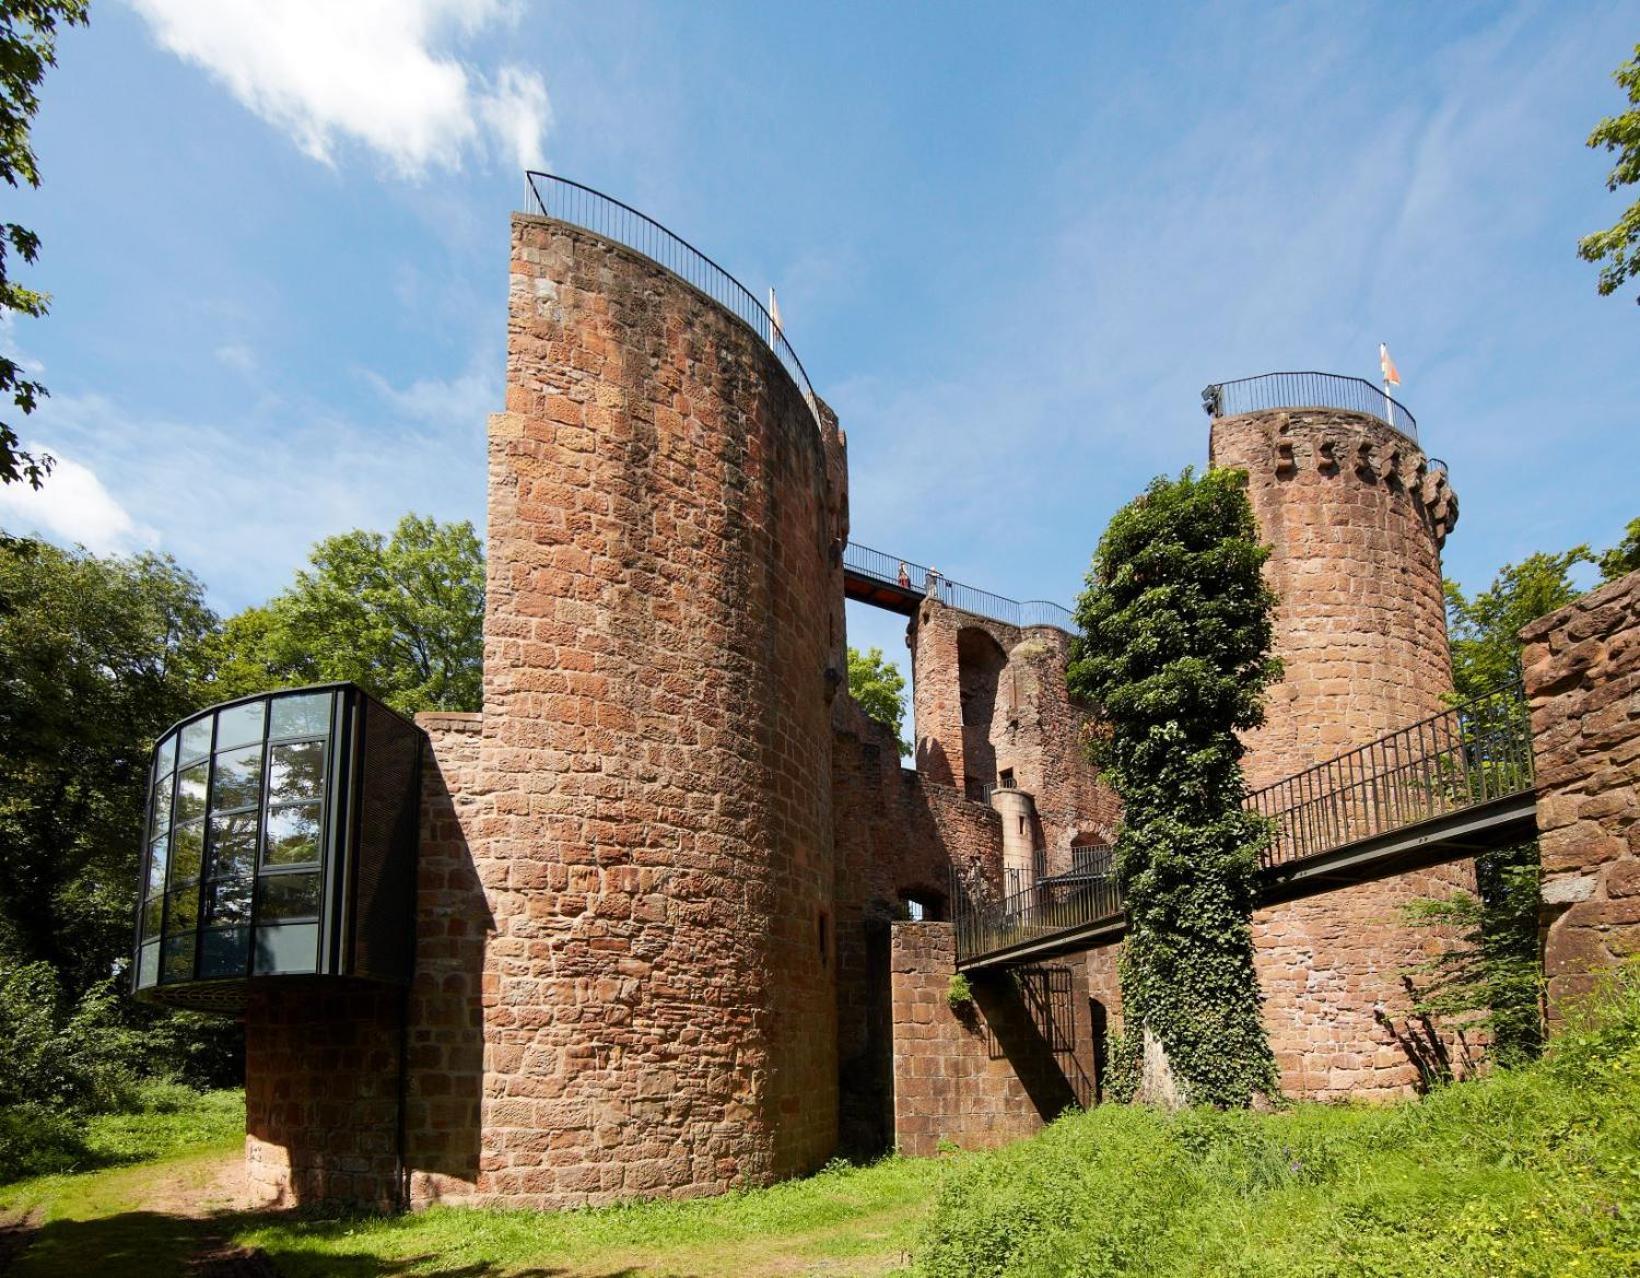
[1202,371,1418,443]
[841,540,1077,633]
[524,172,820,428]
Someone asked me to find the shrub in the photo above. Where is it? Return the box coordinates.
[947,974,974,1010]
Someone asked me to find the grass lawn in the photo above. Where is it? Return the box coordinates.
[2,966,1638,1275]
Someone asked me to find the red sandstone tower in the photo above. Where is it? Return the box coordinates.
[466,210,843,1204]
[1207,379,1469,1099]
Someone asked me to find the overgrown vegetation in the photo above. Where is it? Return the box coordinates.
[1580,41,1640,303]
[918,962,1640,1276]
[847,644,911,755]
[1068,468,1281,1107]
[0,0,88,495]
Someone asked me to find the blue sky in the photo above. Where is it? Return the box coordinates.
[3,1,1637,695]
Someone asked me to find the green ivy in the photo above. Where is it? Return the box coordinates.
[1068,468,1281,1107]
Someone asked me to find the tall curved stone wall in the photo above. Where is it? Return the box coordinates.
[475,213,840,1206]
[1209,409,1457,790]
[1210,408,1473,1099]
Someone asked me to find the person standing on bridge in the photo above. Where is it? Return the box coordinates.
[926,567,941,600]
[897,562,911,588]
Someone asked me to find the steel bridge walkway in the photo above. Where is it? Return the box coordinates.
[955,685,1539,972]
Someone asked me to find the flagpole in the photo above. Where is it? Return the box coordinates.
[1383,377,1393,429]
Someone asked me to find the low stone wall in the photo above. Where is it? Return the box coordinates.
[890,923,1093,1156]
[1521,569,1640,1023]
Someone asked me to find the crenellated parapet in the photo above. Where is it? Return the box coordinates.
[1232,408,1459,548]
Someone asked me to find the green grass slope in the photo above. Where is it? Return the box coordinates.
[917,966,1640,1277]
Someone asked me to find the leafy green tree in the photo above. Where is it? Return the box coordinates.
[1599,516,1640,582]
[215,513,484,715]
[0,539,217,990]
[1444,547,1592,702]
[1068,468,1281,1107]
[1580,43,1640,303]
[0,0,88,490]
[847,645,910,756]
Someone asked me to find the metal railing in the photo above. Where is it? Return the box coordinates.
[525,172,820,428]
[953,685,1534,965]
[1202,371,1418,443]
[954,859,1124,962]
[841,540,1076,633]
[1249,683,1533,871]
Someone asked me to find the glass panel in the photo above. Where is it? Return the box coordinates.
[180,717,213,764]
[141,894,163,939]
[153,733,177,784]
[258,872,321,921]
[254,923,318,975]
[137,941,159,988]
[211,744,262,812]
[161,935,194,982]
[165,885,199,934]
[203,877,253,927]
[207,811,259,879]
[199,927,250,979]
[270,692,332,740]
[267,740,325,805]
[150,779,173,837]
[264,803,321,866]
[147,835,169,895]
[172,821,204,883]
[215,700,265,750]
[176,762,210,823]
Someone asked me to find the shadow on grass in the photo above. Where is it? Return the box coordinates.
[5,1203,646,1278]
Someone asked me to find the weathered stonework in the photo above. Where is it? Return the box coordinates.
[1206,408,1475,1099]
[463,214,841,1207]
[1521,569,1640,1022]
[889,923,1093,1156]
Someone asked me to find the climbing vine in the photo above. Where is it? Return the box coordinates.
[1068,468,1282,1107]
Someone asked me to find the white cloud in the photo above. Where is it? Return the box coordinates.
[214,342,257,374]
[364,358,498,428]
[0,447,158,554]
[127,0,550,177]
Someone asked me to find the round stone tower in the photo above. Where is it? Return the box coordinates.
[1208,390,1469,1102]
[474,210,842,1206]
[1208,403,1459,790]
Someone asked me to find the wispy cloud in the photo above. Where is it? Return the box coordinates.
[127,0,550,177]
[27,388,486,610]
[214,342,257,374]
[363,355,498,429]
[0,447,158,554]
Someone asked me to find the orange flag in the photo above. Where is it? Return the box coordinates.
[1379,342,1401,386]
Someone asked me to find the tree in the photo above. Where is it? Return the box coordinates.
[847,645,910,756]
[1445,547,1592,701]
[0,0,89,490]
[0,539,218,990]
[1068,468,1281,1107]
[214,513,484,715]
[1580,43,1640,303]
[1599,516,1640,582]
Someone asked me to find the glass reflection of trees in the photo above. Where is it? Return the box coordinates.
[135,689,334,988]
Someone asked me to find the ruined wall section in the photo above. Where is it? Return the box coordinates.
[475,213,839,1207]
[889,923,1094,1155]
[910,600,1118,874]
[830,695,1002,1154]
[1209,408,1472,1100]
[1522,570,1640,1023]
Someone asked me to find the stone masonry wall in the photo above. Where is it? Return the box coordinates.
[1208,408,1470,1099]
[1522,569,1640,1023]
[910,599,1118,875]
[404,712,490,1204]
[244,982,405,1210]
[830,695,1003,1155]
[468,213,839,1207]
[890,923,1094,1155]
